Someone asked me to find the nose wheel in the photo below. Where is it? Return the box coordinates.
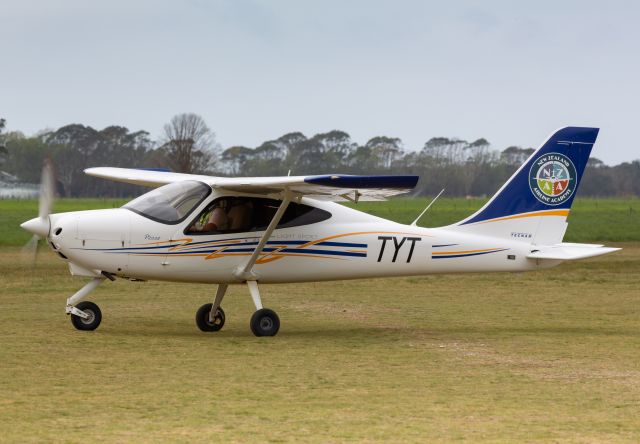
[70,301,102,331]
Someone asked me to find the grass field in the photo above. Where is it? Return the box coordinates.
[0,246,638,442]
[1,198,639,442]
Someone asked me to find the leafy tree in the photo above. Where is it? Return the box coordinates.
[500,146,534,165]
[2,118,639,198]
[462,138,494,195]
[43,124,153,197]
[221,146,254,175]
[363,136,404,170]
[290,131,356,173]
[2,133,47,183]
[587,157,606,168]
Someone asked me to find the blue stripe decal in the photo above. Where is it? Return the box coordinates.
[220,248,366,257]
[432,244,458,248]
[432,249,508,259]
[75,244,182,251]
[111,247,367,258]
[317,241,367,248]
[77,239,367,253]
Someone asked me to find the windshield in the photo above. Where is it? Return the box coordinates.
[124,181,211,224]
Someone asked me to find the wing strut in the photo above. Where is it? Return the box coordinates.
[234,191,293,281]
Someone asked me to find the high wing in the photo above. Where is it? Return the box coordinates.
[84,167,419,201]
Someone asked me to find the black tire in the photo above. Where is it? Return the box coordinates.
[250,308,280,337]
[195,303,225,332]
[70,301,102,331]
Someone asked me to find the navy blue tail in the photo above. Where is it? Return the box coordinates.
[459,127,598,225]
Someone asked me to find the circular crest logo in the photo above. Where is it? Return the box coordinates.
[528,152,577,205]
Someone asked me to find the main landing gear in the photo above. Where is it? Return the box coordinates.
[195,284,227,332]
[246,281,280,336]
[195,280,280,337]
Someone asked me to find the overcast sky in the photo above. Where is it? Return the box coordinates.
[2,0,639,164]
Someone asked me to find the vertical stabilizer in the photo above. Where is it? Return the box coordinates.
[446,127,598,245]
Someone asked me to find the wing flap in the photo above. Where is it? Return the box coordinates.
[527,243,621,260]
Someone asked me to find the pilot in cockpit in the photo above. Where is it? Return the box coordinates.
[190,199,229,233]
[189,198,255,233]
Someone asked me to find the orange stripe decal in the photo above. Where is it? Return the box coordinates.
[474,209,570,225]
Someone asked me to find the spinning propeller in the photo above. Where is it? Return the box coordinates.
[21,158,55,260]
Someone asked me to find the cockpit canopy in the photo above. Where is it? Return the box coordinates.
[123,180,211,224]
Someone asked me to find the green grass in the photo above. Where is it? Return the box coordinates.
[0,246,638,442]
[1,197,639,246]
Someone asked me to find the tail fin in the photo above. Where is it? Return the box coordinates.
[448,127,598,245]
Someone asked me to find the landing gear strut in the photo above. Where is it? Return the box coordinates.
[197,192,291,337]
[66,277,105,331]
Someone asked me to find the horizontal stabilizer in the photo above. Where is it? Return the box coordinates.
[527,243,621,260]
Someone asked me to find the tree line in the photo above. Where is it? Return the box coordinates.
[1,114,638,198]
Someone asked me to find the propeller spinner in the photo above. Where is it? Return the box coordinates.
[21,158,55,255]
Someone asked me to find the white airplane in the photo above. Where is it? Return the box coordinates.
[21,127,619,336]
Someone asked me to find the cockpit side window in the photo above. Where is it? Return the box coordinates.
[124,181,211,224]
[185,197,332,235]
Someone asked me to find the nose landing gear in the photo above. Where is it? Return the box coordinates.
[65,277,105,331]
[70,301,102,331]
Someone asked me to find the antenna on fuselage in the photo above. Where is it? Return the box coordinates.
[410,188,445,227]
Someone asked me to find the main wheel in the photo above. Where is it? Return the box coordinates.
[70,301,102,331]
[250,308,280,337]
[196,303,225,332]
